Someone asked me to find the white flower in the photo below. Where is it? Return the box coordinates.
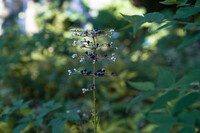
[72,41,77,47]
[80,57,85,62]
[82,88,89,93]
[68,70,72,75]
[93,60,96,64]
[111,56,116,62]
[74,68,78,72]
[112,53,115,56]
[77,40,81,44]
[110,29,114,32]
[72,54,77,58]
[70,34,74,39]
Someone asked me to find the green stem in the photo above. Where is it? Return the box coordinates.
[92,37,97,133]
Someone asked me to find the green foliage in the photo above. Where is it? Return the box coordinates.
[158,69,175,88]
[128,81,155,91]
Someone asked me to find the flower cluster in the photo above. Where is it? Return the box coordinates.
[68,28,117,94]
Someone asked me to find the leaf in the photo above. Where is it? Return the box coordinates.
[195,0,200,7]
[12,123,28,133]
[119,23,134,31]
[174,69,200,87]
[147,113,177,125]
[160,0,179,5]
[158,69,176,88]
[128,81,155,91]
[144,12,164,23]
[152,125,172,133]
[177,32,200,50]
[126,90,159,112]
[177,112,195,125]
[149,90,179,111]
[133,21,145,38]
[155,21,176,32]
[121,13,144,23]
[173,7,200,19]
[179,127,195,133]
[173,92,200,114]
[184,23,198,31]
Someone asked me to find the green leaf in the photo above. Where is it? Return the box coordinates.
[119,23,134,31]
[173,7,200,19]
[177,112,195,125]
[173,92,200,114]
[12,123,28,133]
[158,69,176,88]
[121,13,144,23]
[155,21,176,32]
[195,0,200,7]
[133,21,145,38]
[160,0,179,5]
[179,127,195,133]
[150,90,179,111]
[177,32,200,50]
[147,113,177,125]
[144,12,164,23]
[184,23,198,31]
[126,90,159,112]
[174,69,200,87]
[128,81,155,91]
[152,125,172,133]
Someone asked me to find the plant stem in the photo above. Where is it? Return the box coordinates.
[92,37,97,133]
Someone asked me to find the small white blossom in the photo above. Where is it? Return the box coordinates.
[80,57,85,62]
[70,34,74,39]
[110,29,114,32]
[112,53,115,56]
[72,41,77,47]
[72,54,78,58]
[82,88,89,93]
[74,68,78,72]
[68,70,72,75]
[93,60,96,64]
[111,56,116,62]
[77,40,81,44]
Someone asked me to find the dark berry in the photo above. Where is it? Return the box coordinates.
[96,43,99,47]
[107,43,111,47]
[84,68,87,72]
[91,84,94,88]
[92,51,95,54]
[94,29,98,31]
[90,54,95,59]
[94,72,97,75]
[87,41,90,44]
[85,51,88,54]
[98,30,101,34]
[104,53,107,57]
[111,72,115,75]
[80,70,83,74]
[97,73,101,76]
[102,68,105,72]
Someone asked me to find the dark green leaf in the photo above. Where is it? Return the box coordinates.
[150,90,179,111]
[155,21,176,32]
[173,7,200,19]
[158,69,176,88]
[184,23,198,31]
[144,12,164,22]
[195,0,200,7]
[179,127,195,133]
[174,69,200,87]
[126,90,159,112]
[152,125,172,133]
[133,21,145,38]
[147,113,177,125]
[173,92,200,114]
[128,81,155,91]
[177,32,200,50]
[12,123,28,133]
[177,112,195,125]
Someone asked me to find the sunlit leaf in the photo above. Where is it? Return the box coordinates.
[155,21,176,32]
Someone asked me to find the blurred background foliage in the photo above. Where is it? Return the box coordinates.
[0,0,200,132]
